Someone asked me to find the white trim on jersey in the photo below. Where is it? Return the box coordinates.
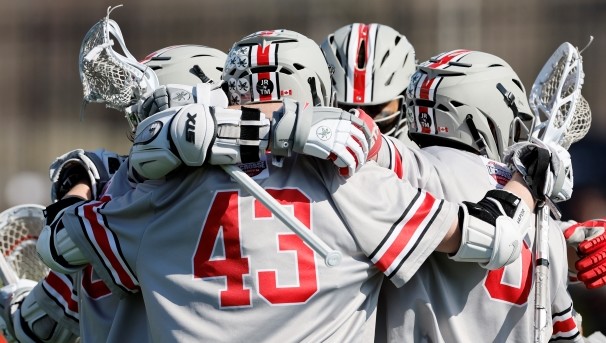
[76,201,140,294]
[370,190,443,278]
[551,304,581,341]
[382,136,404,179]
[41,271,80,321]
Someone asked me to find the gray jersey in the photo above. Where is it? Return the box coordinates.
[58,153,457,342]
[377,142,581,342]
[35,160,150,343]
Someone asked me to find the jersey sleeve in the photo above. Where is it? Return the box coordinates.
[547,218,583,342]
[60,179,159,297]
[376,136,452,198]
[32,271,80,335]
[317,159,459,288]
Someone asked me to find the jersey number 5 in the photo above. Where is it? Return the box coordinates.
[192,189,319,308]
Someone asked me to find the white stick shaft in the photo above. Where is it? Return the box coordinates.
[220,165,342,267]
[0,252,19,286]
[533,203,550,343]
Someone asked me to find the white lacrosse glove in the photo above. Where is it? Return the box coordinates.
[450,189,532,270]
[562,219,606,289]
[503,141,573,202]
[49,149,126,202]
[271,99,381,176]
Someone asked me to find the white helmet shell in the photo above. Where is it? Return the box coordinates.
[406,49,534,162]
[321,23,415,105]
[141,45,227,85]
[223,29,332,107]
[321,23,416,136]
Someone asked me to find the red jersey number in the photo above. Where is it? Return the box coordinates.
[193,189,318,307]
[484,242,533,305]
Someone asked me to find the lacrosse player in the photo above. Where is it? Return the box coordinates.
[321,23,606,293]
[0,44,230,343]
[35,29,562,342]
[375,49,582,342]
[320,23,418,147]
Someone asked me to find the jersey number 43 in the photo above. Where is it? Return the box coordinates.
[192,189,319,308]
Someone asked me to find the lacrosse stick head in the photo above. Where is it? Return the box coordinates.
[530,41,591,148]
[79,5,159,130]
[0,204,49,284]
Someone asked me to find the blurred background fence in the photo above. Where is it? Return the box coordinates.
[1,0,605,333]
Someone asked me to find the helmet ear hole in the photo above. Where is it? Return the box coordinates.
[357,41,367,69]
[511,78,525,92]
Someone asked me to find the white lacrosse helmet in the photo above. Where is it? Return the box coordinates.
[320,23,416,136]
[222,29,332,107]
[406,50,534,162]
[141,45,227,86]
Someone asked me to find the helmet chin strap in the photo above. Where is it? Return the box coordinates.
[497,82,521,119]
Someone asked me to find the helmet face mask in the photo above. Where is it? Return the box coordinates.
[223,29,332,107]
[406,50,534,161]
[321,23,416,136]
[339,95,405,136]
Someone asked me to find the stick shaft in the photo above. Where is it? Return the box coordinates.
[220,165,342,267]
[533,203,550,343]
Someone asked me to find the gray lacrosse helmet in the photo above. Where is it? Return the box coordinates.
[320,23,416,136]
[405,49,534,162]
[222,29,333,107]
[141,45,227,86]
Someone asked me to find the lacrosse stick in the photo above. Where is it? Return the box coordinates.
[529,38,592,343]
[79,4,159,131]
[77,6,342,267]
[0,204,50,286]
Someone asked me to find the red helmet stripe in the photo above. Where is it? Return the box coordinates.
[427,49,470,69]
[352,23,370,103]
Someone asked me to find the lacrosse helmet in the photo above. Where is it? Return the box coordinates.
[405,49,534,161]
[321,23,416,136]
[141,45,227,86]
[222,29,332,107]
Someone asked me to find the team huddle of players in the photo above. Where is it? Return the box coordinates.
[0,16,604,343]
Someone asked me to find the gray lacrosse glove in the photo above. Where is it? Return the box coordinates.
[129,103,219,180]
[0,279,36,342]
[138,85,195,120]
[49,149,126,202]
[0,280,78,343]
[131,83,228,125]
[503,141,573,202]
